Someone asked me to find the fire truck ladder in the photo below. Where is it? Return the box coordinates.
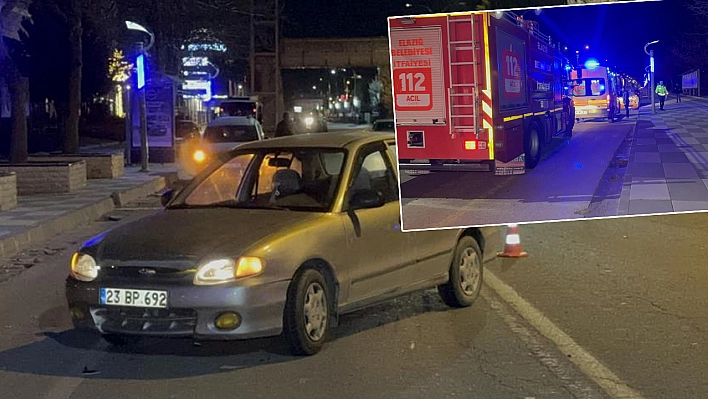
[448,14,482,135]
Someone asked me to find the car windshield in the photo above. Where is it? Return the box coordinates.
[203,124,259,143]
[172,147,347,212]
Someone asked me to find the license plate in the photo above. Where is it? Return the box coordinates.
[576,110,588,115]
[99,287,168,308]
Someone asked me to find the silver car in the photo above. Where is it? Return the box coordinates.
[65,131,500,355]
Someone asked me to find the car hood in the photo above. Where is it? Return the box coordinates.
[92,208,322,269]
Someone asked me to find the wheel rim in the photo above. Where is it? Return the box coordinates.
[303,282,328,342]
[459,248,481,295]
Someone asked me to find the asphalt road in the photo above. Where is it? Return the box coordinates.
[1,195,705,399]
[399,117,636,230]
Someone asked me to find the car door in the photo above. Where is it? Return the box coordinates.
[384,139,458,282]
[340,141,415,306]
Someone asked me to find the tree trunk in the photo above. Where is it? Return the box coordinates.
[8,68,28,164]
[64,0,82,155]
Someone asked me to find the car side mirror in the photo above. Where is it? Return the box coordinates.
[161,189,175,207]
[349,189,385,210]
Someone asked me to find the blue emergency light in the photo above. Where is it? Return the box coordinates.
[584,59,600,69]
[136,53,145,89]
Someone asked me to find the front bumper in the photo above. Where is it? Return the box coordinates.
[65,278,290,340]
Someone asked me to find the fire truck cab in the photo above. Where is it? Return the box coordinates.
[389,10,575,176]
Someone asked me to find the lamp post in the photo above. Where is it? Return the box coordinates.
[644,40,659,114]
[125,20,155,172]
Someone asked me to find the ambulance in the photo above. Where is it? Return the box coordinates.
[570,64,622,121]
[388,9,575,175]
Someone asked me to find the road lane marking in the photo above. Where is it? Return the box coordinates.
[483,270,648,399]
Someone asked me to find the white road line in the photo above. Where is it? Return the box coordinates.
[483,270,648,399]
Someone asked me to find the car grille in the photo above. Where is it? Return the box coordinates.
[91,306,197,336]
[101,266,192,281]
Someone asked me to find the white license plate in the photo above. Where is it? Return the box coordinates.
[576,110,588,115]
[99,287,168,308]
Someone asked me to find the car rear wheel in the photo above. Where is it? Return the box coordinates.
[101,333,142,347]
[438,236,484,308]
[283,268,332,356]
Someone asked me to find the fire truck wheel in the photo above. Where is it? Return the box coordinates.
[524,121,542,169]
[438,235,483,308]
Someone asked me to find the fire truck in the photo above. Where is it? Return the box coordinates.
[388,10,575,175]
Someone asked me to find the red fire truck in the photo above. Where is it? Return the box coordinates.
[388,10,575,175]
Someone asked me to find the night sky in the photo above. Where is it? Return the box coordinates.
[283,0,693,83]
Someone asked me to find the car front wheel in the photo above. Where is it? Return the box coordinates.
[283,268,332,356]
[438,236,484,308]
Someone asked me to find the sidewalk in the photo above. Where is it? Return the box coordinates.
[0,164,181,259]
[619,96,708,215]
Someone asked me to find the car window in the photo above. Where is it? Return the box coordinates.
[184,154,254,206]
[174,148,346,212]
[350,145,399,204]
[256,152,303,195]
[204,124,259,143]
[386,142,397,169]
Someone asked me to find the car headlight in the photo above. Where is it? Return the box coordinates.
[193,149,206,163]
[70,252,99,282]
[193,257,264,285]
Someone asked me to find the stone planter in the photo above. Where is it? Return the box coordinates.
[28,152,124,179]
[0,172,18,210]
[0,161,87,195]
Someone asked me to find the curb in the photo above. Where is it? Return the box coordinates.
[0,176,167,260]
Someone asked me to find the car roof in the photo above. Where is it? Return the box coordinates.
[207,116,259,127]
[235,131,394,150]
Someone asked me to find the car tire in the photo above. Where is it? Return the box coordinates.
[438,236,484,308]
[283,268,332,356]
[101,333,142,347]
[524,121,542,169]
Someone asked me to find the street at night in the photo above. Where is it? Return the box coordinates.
[2,0,708,398]
[401,96,708,229]
[1,197,707,399]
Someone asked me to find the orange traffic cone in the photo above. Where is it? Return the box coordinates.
[497,224,528,258]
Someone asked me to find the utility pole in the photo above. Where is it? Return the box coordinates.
[645,40,659,115]
[249,0,281,134]
[137,42,149,172]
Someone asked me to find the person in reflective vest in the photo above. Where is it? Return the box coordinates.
[656,81,669,111]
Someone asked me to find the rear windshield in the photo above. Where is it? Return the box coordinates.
[203,125,259,143]
[373,121,395,131]
[221,102,256,117]
[571,78,606,97]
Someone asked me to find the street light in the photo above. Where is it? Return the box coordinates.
[125,20,155,172]
[125,21,155,52]
[644,40,659,114]
[405,3,433,13]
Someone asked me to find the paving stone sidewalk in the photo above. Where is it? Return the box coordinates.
[619,96,708,215]
[0,165,182,259]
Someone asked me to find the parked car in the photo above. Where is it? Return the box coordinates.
[186,116,265,175]
[175,120,201,142]
[65,131,500,355]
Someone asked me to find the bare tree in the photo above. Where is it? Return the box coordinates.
[1,0,31,163]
